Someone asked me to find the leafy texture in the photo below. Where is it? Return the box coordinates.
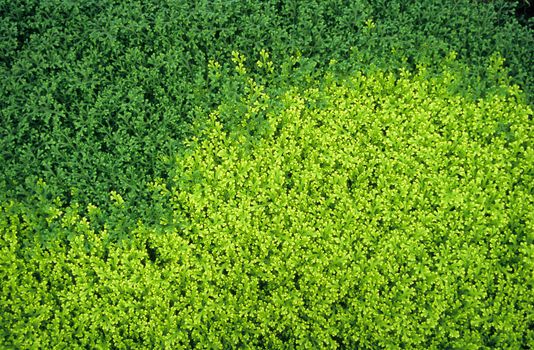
[1,0,532,210]
[2,63,532,348]
[1,0,533,347]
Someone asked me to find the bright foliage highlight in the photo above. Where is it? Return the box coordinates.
[2,63,532,348]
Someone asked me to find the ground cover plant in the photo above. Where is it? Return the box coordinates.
[1,0,533,348]
[1,0,533,210]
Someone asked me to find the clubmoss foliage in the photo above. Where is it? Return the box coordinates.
[2,59,533,347]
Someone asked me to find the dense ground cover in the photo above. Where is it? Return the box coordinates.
[1,0,533,348]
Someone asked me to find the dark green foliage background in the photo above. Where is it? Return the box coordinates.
[1,0,533,348]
